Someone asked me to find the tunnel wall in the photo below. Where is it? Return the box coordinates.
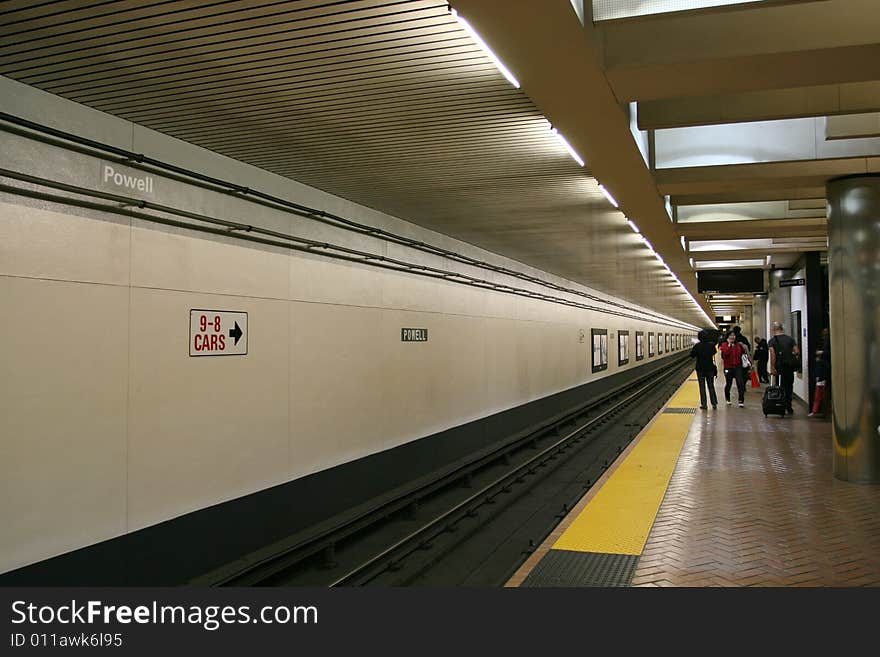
[0,77,697,576]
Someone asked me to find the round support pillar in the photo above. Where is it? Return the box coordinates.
[827,174,880,482]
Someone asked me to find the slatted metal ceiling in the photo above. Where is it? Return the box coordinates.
[0,0,703,325]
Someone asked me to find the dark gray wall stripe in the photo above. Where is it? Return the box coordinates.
[0,353,683,586]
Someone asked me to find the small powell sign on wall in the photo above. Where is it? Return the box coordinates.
[101,162,155,195]
[401,328,428,342]
[190,310,248,356]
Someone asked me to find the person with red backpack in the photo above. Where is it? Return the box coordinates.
[720,331,747,407]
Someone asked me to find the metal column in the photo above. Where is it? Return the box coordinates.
[827,174,880,483]
[805,252,825,414]
[768,269,792,338]
[753,294,767,342]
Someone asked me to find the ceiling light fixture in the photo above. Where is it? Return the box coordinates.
[627,219,640,234]
[598,184,619,208]
[450,8,520,88]
[549,127,585,166]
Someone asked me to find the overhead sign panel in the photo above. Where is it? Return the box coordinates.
[190,310,248,356]
[779,278,806,288]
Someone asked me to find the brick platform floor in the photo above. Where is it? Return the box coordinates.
[631,389,880,587]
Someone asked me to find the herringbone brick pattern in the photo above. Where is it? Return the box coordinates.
[631,398,880,587]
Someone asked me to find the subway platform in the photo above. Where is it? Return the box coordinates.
[508,375,880,587]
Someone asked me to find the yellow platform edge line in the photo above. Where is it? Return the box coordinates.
[552,380,699,556]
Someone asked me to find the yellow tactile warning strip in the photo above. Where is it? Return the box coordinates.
[551,380,699,556]
[669,380,702,407]
[506,375,701,586]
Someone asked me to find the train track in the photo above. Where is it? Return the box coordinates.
[192,356,692,587]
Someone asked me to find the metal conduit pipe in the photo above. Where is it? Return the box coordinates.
[0,112,698,331]
[0,172,695,327]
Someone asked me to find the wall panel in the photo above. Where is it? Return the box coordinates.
[0,200,130,285]
[288,302,387,476]
[0,277,129,572]
[126,288,290,531]
[0,78,700,574]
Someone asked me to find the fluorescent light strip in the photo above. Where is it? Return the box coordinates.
[450,8,520,89]
[627,219,640,234]
[550,128,585,167]
[640,237,712,325]
[598,184,619,208]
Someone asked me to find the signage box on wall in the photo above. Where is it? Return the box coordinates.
[401,328,428,342]
[779,278,806,288]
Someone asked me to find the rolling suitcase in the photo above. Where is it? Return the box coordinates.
[762,385,786,417]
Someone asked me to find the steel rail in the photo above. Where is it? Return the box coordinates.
[189,355,688,586]
[327,360,690,586]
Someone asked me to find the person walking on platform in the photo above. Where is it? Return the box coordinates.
[753,337,770,383]
[809,328,831,418]
[720,331,747,407]
[769,321,800,415]
[690,330,718,410]
[733,325,751,353]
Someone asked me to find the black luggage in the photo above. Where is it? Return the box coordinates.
[762,385,786,417]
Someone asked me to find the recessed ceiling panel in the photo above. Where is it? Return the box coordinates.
[678,201,825,222]
[695,258,765,268]
[592,0,767,21]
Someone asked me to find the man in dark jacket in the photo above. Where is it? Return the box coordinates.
[732,325,751,353]
[753,337,770,383]
[769,321,800,414]
[690,330,719,410]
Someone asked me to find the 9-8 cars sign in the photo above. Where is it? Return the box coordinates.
[190,310,248,356]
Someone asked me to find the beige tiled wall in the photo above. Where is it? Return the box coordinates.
[0,276,129,572]
[0,78,695,575]
[0,199,689,574]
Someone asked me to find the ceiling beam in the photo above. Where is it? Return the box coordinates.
[826,112,880,139]
[788,198,826,210]
[451,0,712,324]
[672,188,828,205]
[600,0,880,101]
[690,246,827,261]
[608,44,880,102]
[601,0,876,68]
[677,218,827,240]
[657,157,880,197]
[772,236,828,244]
[706,295,757,301]
[637,82,880,130]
